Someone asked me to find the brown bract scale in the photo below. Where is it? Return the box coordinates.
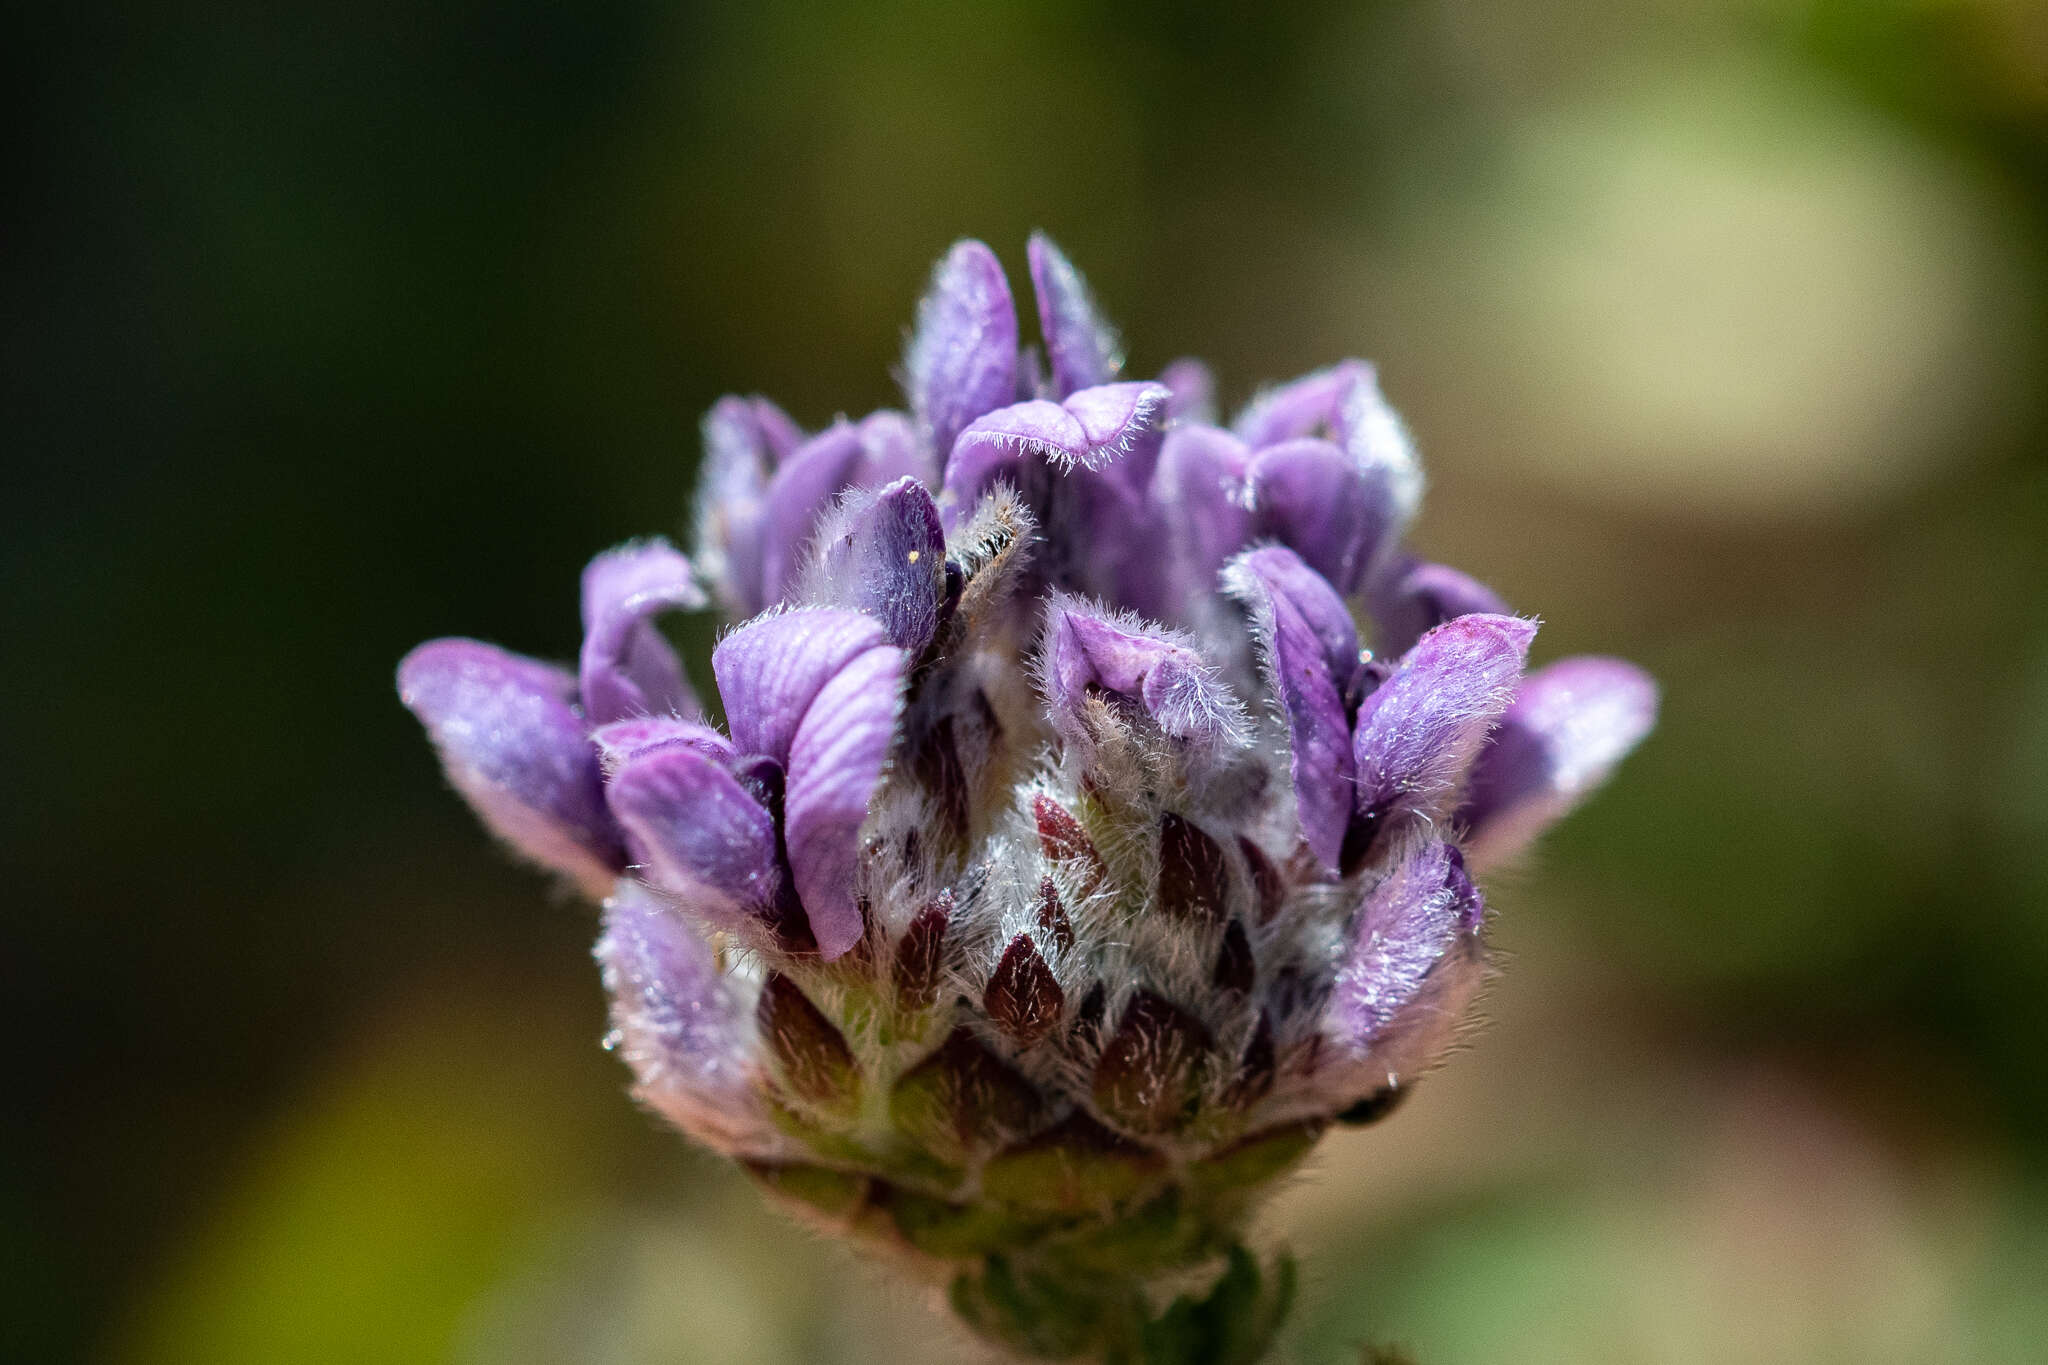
[983,933,1065,1046]
[1091,990,1214,1135]
[1158,813,1230,926]
[892,892,951,1013]
[757,972,859,1111]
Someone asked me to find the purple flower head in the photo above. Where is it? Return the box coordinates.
[397,235,1655,1360]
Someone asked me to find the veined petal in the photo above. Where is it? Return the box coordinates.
[591,716,735,775]
[595,881,762,1151]
[694,395,801,616]
[607,745,785,930]
[1039,595,1247,751]
[578,539,706,725]
[1232,360,1370,447]
[1226,547,1359,872]
[1027,231,1122,397]
[1245,438,1398,596]
[1368,555,1510,658]
[785,643,908,959]
[397,638,621,895]
[1353,613,1535,828]
[905,239,1018,455]
[1330,839,1484,1051]
[711,608,891,767]
[1462,657,1657,869]
[806,477,947,654]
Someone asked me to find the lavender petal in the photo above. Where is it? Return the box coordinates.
[1232,360,1371,447]
[1245,437,1397,596]
[595,880,761,1150]
[1462,657,1657,869]
[590,716,736,774]
[808,476,948,654]
[606,744,786,929]
[578,539,706,725]
[711,608,892,766]
[758,422,867,604]
[1152,423,1254,598]
[1027,231,1122,397]
[1226,547,1360,872]
[1368,555,1511,658]
[943,380,1170,517]
[851,408,936,489]
[1330,839,1485,1049]
[1039,595,1246,752]
[694,395,802,616]
[1353,613,1535,827]
[1157,357,1217,425]
[397,638,622,895]
[905,239,1018,455]
[784,642,908,959]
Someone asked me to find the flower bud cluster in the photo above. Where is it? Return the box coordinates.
[399,235,1655,1361]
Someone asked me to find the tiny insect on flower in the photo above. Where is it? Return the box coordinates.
[398,233,1656,1362]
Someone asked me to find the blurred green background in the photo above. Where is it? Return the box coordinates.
[8,1,2048,1361]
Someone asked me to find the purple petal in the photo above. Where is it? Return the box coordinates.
[1027,231,1122,397]
[945,398,1081,500]
[1152,423,1254,596]
[943,379,1169,513]
[595,880,761,1148]
[1354,614,1536,827]
[1064,381,1168,454]
[578,540,706,725]
[1063,464,1174,616]
[757,422,866,604]
[851,408,935,488]
[1330,838,1484,1051]
[591,716,735,774]
[1225,547,1360,872]
[694,395,801,616]
[807,477,947,654]
[784,642,908,959]
[1462,657,1657,869]
[1331,366,1424,531]
[1245,438,1399,596]
[1158,357,1217,425]
[606,745,785,929]
[905,240,1018,455]
[1039,596,1246,751]
[397,638,621,895]
[711,608,891,767]
[1232,360,1371,447]
[759,412,943,603]
[1368,555,1511,658]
